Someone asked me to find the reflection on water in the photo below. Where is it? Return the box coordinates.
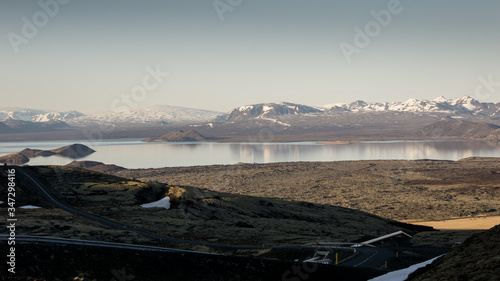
[1,139,499,169]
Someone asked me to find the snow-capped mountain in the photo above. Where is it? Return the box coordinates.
[0,108,85,122]
[67,105,224,126]
[322,96,500,117]
[226,102,323,121]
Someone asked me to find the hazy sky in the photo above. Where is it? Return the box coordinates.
[1,0,499,113]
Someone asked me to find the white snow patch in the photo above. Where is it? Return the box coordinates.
[262,105,273,112]
[238,105,254,112]
[140,196,171,210]
[20,205,42,209]
[259,118,291,127]
[368,255,443,281]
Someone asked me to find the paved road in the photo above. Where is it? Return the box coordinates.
[0,234,216,255]
[340,246,395,268]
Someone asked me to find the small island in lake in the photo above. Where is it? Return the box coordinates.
[143,130,208,142]
[0,143,95,165]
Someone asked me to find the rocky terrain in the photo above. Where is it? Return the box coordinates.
[408,224,500,281]
[112,158,500,223]
[2,160,498,280]
[0,165,432,248]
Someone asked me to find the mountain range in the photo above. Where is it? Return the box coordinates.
[0,108,84,122]
[323,96,499,116]
[66,105,223,126]
[0,119,71,134]
[1,96,499,127]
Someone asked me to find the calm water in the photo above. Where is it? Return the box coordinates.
[1,139,500,169]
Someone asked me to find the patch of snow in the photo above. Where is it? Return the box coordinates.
[20,205,42,209]
[140,196,170,210]
[238,105,254,112]
[259,118,291,127]
[262,105,273,112]
[368,255,443,281]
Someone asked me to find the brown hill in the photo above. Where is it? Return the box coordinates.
[420,120,500,140]
[66,160,125,172]
[408,224,500,281]
[143,130,207,142]
[50,143,95,158]
[0,153,29,164]
[0,144,95,166]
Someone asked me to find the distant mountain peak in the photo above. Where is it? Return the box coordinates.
[227,102,323,121]
[321,96,497,116]
[433,96,450,103]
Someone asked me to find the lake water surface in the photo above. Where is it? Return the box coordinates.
[1,139,499,169]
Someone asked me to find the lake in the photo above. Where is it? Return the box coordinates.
[1,139,500,169]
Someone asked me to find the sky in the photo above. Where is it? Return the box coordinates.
[1,0,500,114]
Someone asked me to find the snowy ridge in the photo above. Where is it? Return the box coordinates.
[228,102,322,121]
[322,95,499,116]
[67,105,224,126]
[0,108,84,122]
